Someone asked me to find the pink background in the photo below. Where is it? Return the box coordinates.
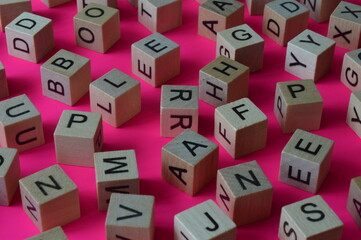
[0,0,361,239]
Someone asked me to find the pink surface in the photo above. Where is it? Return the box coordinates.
[0,0,361,239]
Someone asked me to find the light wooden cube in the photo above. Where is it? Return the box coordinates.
[299,0,341,23]
[174,199,236,240]
[95,150,139,211]
[274,79,323,133]
[262,0,309,46]
[90,68,141,127]
[138,0,182,33]
[160,85,198,137]
[198,0,244,41]
[214,98,268,159]
[341,48,361,92]
[41,49,91,106]
[346,91,361,138]
[245,0,274,16]
[41,0,71,8]
[285,29,336,82]
[106,193,155,240]
[216,160,273,226]
[279,129,334,194]
[278,195,343,240]
[132,33,180,87]
[0,94,45,152]
[5,12,54,63]
[0,0,31,32]
[347,176,361,229]
[0,147,20,206]
[216,24,264,72]
[162,129,218,196]
[54,110,103,167]
[327,1,361,50]
[74,3,120,53]
[0,61,9,99]
[19,165,80,232]
[25,226,68,240]
[77,0,118,12]
[199,56,249,107]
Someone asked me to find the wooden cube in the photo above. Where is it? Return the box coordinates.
[341,48,361,92]
[262,0,309,46]
[279,129,334,194]
[0,61,9,99]
[199,56,249,107]
[106,193,155,240]
[90,68,141,127]
[216,24,264,72]
[131,33,180,87]
[174,200,236,240]
[77,0,117,12]
[299,0,341,23]
[327,1,361,50]
[347,176,361,229]
[25,226,68,240]
[138,0,182,33]
[5,12,54,63]
[160,85,198,137]
[0,94,45,152]
[74,3,120,53]
[198,0,244,41]
[346,91,361,138]
[19,165,80,232]
[216,160,273,226]
[40,49,91,106]
[278,195,343,240]
[41,0,71,8]
[274,79,323,133]
[0,147,20,206]
[214,98,268,159]
[285,29,336,82]
[54,110,103,167]
[245,0,274,16]
[95,150,139,211]
[162,129,218,196]
[0,0,31,32]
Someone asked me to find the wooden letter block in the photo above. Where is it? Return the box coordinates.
[138,0,182,33]
[132,33,180,87]
[199,56,249,107]
[274,79,323,133]
[162,129,218,196]
[5,12,54,63]
[74,3,120,53]
[341,48,361,92]
[214,98,268,159]
[174,199,236,240]
[90,68,141,127]
[279,195,343,240]
[216,160,273,226]
[327,1,361,50]
[77,0,118,12]
[0,0,31,32]
[0,94,45,152]
[198,0,244,41]
[41,0,71,8]
[262,0,309,46]
[279,129,334,194]
[299,0,341,23]
[19,165,80,232]
[0,147,20,206]
[54,110,103,167]
[216,24,264,72]
[95,150,139,211]
[25,226,68,240]
[245,0,274,16]
[347,177,361,229]
[285,29,336,82]
[106,193,155,240]
[160,85,198,137]
[0,61,9,99]
[41,49,91,106]
[346,91,361,138]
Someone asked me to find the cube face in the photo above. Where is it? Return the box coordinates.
[347,177,361,229]
[132,33,180,87]
[5,12,54,63]
[90,69,141,127]
[0,147,20,206]
[162,129,218,196]
[199,56,249,107]
[262,0,309,46]
[245,0,274,16]
[74,3,120,53]
[25,226,68,240]
[76,0,118,12]
[299,0,341,23]
[41,0,71,8]
[274,79,323,133]
[216,161,273,226]
[341,49,361,92]
[0,61,9,99]
[215,98,268,159]
[174,200,236,240]
[0,0,32,32]
[346,91,361,138]
[19,165,80,232]
[278,195,343,240]
[54,110,103,167]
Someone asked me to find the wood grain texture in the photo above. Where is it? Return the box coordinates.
[346,91,361,138]
[40,0,71,8]
[0,147,20,206]
[0,0,31,32]
[341,48,361,92]
[299,0,341,23]
[347,176,361,229]
[25,226,68,240]
[245,0,274,16]
[76,0,118,12]
[0,61,9,99]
